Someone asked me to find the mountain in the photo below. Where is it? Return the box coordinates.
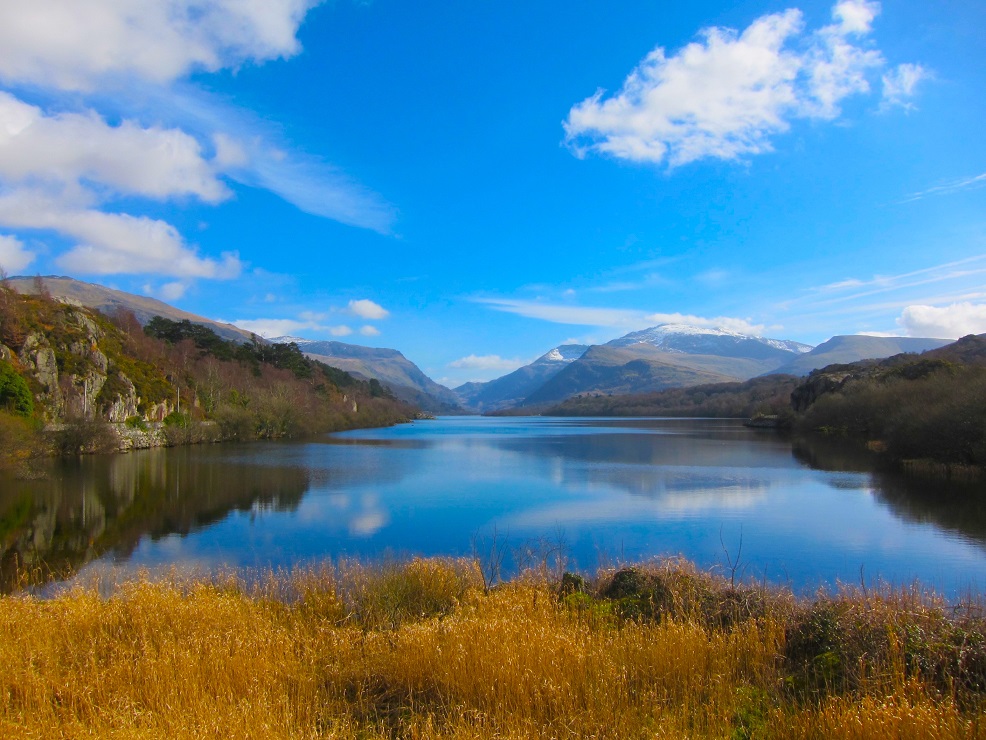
[6,276,255,343]
[515,324,813,407]
[606,324,812,358]
[454,344,588,412]
[773,335,952,376]
[273,337,463,413]
[521,344,749,406]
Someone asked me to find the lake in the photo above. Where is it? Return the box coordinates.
[3,416,985,596]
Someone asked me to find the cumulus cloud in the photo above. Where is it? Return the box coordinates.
[0,92,229,202]
[359,325,381,336]
[449,354,525,371]
[0,0,395,285]
[0,190,240,278]
[564,0,921,166]
[0,0,321,91]
[0,91,243,279]
[881,63,929,110]
[897,303,986,339]
[348,299,389,320]
[0,234,34,273]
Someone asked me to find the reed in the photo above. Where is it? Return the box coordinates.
[1,558,984,738]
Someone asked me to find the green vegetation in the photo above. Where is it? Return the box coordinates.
[546,375,800,419]
[792,336,986,471]
[0,360,32,417]
[2,557,984,737]
[548,334,986,473]
[0,280,415,461]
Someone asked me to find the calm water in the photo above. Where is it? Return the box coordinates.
[3,416,986,595]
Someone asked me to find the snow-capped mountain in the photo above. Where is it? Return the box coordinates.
[605,324,813,359]
[454,344,588,411]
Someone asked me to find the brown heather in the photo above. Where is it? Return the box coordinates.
[1,557,985,738]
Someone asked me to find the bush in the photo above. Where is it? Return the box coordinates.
[49,415,118,455]
[124,415,147,431]
[0,360,33,417]
[0,411,38,471]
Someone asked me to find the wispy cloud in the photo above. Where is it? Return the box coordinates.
[475,298,764,335]
[773,255,986,338]
[806,255,986,306]
[449,354,526,372]
[900,173,986,203]
[229,317,353,339]
[564,0,924,167]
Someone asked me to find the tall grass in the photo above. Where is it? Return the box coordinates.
[1,558,984,738]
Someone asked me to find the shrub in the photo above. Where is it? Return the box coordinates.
[0,360,33,417]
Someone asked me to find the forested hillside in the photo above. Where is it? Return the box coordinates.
[546,375,800,418]
[791,335,986,469]
[0,278,414,468]
[548,334,986,471]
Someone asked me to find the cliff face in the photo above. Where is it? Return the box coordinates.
[1,291,169,425]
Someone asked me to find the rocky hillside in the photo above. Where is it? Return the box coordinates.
[0,280,415,461]
[1,280,171,425]
[6,275,254,343]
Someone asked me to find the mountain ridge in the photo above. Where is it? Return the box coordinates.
[273,337,463,413]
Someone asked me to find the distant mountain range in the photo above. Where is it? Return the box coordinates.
[455,324,952,410]
[454,344,588,412]
[773,335,951,376]
[8,276,955,415]
[270,338,463,413]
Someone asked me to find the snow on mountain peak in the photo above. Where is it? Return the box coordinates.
[605,324,813,355]
[269,335,314,345]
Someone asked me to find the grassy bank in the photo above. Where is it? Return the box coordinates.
[2,558,985,738]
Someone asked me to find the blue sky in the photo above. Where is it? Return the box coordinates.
[0,0,983,386]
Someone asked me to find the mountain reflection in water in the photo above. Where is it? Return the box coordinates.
[1,418,984,595]
[0,446,308,591]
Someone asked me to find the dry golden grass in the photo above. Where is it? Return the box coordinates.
[1,558,984,738]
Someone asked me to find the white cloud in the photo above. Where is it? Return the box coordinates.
[359,325,380,336]
[897,303,986,339]
[158,281,187,301]
[0,0,395,281]
[0,92,228,202]
[478,298,649,328]
[230,317,353,338]
[0,189,241,279]
[881,63,929,110]
[449,354,525,371]
[0,0,321,91]
[477,298,764,335]
[901,173,986,203]
[347,299,389,320]
[564,0,918,167]
[0,234,34,273]
[143,281,187,301]
[643,312,765,335]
